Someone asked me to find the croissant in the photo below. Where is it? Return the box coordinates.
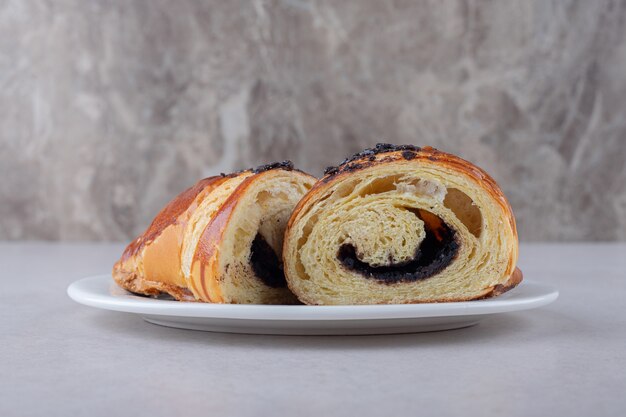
[113,162,316,304]
[283,144,521,305]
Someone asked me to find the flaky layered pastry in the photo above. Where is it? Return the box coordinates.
[283,144,521,305]
[113,162,316,304]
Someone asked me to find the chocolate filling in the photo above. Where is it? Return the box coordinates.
[337,210,459,283]
[250,233,287,288]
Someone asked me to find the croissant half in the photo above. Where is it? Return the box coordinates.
[283,144,521,305]
[113,162,316,304]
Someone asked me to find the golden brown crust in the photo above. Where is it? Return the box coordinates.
[119,176,227,263]
[112,176,229,300]
[112,266,195,301]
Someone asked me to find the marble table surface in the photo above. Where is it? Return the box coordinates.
[1,242,625,417]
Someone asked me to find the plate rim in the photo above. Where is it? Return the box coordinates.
[67,275,558,321]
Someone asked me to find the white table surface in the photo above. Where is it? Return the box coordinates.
[1,242,625,417]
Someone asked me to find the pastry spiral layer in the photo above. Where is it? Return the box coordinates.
[283,144,521,305]
[113,163,316,304]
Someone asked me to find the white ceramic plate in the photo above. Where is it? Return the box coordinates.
[67,275,558,335]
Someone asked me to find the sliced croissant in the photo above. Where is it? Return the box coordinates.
[113,162,316,304]
[283,144,521,305]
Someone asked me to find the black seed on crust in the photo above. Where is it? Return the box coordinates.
[344,162,363,172]
[219,172,240,178]
[323,143,423,178]
[251,160,294,174]
[323,166,340,176]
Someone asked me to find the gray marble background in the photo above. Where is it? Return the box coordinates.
[1,0,625,241]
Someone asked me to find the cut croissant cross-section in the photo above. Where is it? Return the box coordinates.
[113,162,316,304]
[283,144,521,305]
